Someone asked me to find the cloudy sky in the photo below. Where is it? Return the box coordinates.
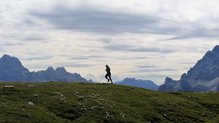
[0,0,219,84]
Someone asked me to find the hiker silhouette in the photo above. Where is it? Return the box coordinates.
[105,65,113,84]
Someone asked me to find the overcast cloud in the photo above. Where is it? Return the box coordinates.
[0,0,219,84]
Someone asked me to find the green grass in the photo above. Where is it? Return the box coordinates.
[0,82,218,123]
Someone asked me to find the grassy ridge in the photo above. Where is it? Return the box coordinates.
[0,82,218,123]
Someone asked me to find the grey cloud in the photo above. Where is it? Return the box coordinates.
[30,6,219,39]
[22,56,53,61]
[69,55,152,61]
[56,62,96,68]
[30,7,161,34]
[131,68,176,73]
[152,68,176,72]
[72,63,96,68]
[160,26,219,41]
[25,51,51,56]
[132,65,177,73]
[22,19,40,27]
[70,55,105,60]
[137,65,157,69]
[160,36,193,41]
[0,32,47,43]
[23,34,47,42]
[104,44,176,53]
[0,42,24,47]
[115,56,151,60]
[70,57,89,60]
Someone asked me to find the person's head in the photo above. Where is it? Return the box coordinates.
[106,65,109,68]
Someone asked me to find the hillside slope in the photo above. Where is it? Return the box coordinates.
[117,78,158,90]
[0,83,218,123]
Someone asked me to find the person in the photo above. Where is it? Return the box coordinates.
[105,65,113,84]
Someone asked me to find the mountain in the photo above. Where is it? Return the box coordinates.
[28,67,87,82]
[0,54,88,82]
[0,82,218,122]
[159,45,219,92]
[0,55,30,82]
[117,78,158,90]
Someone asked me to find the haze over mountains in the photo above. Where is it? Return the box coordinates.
[0,54,158,90]
[0,54,88,82]
[2,44,219,93]
[117,78,158,90]
[159,45,219,92]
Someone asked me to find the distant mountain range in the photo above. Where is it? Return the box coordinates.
[0,54,88,82]
[159,45,219,92]
[117,78,158,90]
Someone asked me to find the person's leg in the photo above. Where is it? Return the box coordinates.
[109,74,113,84]
[105,74,109,82]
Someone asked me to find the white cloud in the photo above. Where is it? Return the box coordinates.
[0,0,219,84]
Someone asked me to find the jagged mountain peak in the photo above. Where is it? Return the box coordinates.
[184,45,219,82]
[202,46,219,61]
[201,45,219,60]
[203,51,215,59]
[164,77,174,84]
[0,54,28,71]
[0,55,88,82]
[56,67,66,73]
[46,67,55,72]
[1,54,21,63]
[2,54,12,59]
[159,45,219,92]
[0,54,29,82]
[212,45,219,53]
